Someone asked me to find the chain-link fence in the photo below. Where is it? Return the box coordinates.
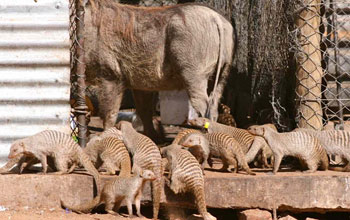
[293,0,350,130]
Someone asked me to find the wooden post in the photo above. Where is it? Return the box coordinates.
[295,0,323,130]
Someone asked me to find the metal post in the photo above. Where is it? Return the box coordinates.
[330,0,344,130]
[74,0,88,147]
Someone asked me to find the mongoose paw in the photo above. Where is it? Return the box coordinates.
[267,171,275,175]
[100,171,115,175]
[303,170,316,174]
[136,213,145,218]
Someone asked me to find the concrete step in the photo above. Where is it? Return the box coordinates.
[0,168,350,213]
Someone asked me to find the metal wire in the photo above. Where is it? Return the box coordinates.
[292,0,350,130]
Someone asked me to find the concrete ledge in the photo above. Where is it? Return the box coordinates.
[1,170,350,213]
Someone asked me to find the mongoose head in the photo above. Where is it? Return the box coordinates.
[115,120,133,132]
[9,140,27,159]
[248,125,275,136]
[188,117,210,128]
[160,144,181,158]
[140,170,157,181]
[180,133,203,148]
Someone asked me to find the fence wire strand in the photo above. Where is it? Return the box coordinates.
[292,0,350,130]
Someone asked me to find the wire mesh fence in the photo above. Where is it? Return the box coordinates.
[293,0,350,130]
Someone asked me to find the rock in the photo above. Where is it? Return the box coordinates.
[238,209,272,220]
[279,215,297,220]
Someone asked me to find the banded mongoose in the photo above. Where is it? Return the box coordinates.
[9,130,101,194]
[61,170,156,217]
[294,128,350,171]
[189,117,270,167]
[117,121,163,220]
[161,145,216,220]
[247,123,276,167]
[181,132,255,175]
[248,125,329,173]
[85,136,131,176]
[177,132,210,172]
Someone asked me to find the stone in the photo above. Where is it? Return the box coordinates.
[238,209,272,220]
[279,215,297,220]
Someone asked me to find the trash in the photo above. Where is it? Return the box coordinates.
[0,206,8,211]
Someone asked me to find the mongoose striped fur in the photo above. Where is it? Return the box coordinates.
[8,130,101,194]
[84,127,125,171]
[85,136,131,176]
[248,125,329,173]
[117,121,163,220]
[161,145,216,220]
[61,170,156,217]
[172,128,201,145]
[181,132,255,175]
[294,128,350,171]
[189,118,270,167]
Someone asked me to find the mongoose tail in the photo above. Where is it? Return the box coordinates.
[76,147,101,195]
[193,185,216,220]
[61,195,101,214]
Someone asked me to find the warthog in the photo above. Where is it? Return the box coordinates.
[84,0,235,142]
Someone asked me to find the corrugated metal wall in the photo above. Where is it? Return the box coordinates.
[0,0,71,165]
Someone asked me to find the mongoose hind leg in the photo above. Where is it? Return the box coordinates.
[303,160,318,173]
[170,172,186,194]
[105,196,120,216]
[53,158,69,174]
[218,158,230,172]
[37,153,48,174]
[227,157,238,173]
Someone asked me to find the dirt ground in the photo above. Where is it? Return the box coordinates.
[0,209,149,220]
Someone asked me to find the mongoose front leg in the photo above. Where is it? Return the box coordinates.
[273,154,283,174]
[135,190,144,218]
[19,158,36,174]
[67,163,77,173]
[125,198,134,218]
[207,155,213,168]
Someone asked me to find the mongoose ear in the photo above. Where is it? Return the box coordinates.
[19,142,26,150]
